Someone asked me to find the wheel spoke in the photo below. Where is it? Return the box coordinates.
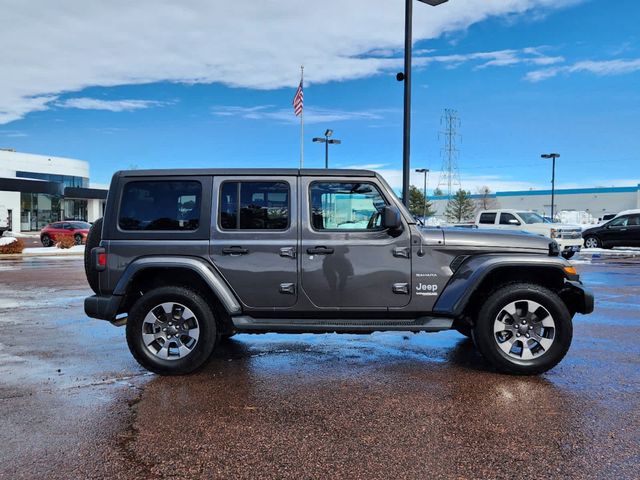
[497,337,516,355]
[521,342,534,360]
[537,336,554,351]
[142,332,158,346]
[141,302,200,361]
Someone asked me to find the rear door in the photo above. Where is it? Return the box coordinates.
[210,176,298,308]
[300,177,412,309]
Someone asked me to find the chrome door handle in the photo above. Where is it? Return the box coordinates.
[280,247,296,258]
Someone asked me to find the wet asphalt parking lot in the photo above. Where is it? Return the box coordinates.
[0,255,638,479]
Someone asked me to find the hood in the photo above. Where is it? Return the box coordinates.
[437,227,551,252]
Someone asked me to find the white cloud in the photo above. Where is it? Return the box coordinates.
[0,0,583,124]
[212,105,386,124]
[525,58,640,82]
[56,97,166,112]
[413,47,563,70]
[343,164,544,193]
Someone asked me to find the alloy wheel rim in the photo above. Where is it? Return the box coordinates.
[585,237,598,248]
[141,302,200,360]
[493,300,555,360]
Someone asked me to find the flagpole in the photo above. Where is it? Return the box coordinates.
[300,65,304,169]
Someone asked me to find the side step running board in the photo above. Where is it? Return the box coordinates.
[231,316,453,334]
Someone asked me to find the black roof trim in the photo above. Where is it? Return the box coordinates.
[0,177,64,195]
[116,168,376,178]
[64,187,108,200]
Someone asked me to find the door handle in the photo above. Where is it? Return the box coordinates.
[307,246,334,255]
[222,246,249,255]
[280,247,296,258]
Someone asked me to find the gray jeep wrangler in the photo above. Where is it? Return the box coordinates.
[84,169,593,375]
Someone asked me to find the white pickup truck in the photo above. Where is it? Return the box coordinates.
[475,209,583,259]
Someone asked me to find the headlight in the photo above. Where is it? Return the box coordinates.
[550,228,557,238]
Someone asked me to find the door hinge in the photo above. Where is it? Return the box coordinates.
[393,247,410,258]
[392,283,410,294]
[279,247,296,258]
[279,283,296,295]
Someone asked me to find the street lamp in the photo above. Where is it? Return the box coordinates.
[313,129,342,168]
[415,168,429,220]
[398,0,449,207]
[541,153,560,220]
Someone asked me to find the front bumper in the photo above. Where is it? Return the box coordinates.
[555,238,583,251]
[562,280,594,315]
[84,294,123,322]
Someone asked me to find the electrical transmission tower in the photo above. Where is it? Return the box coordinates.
[437,108,462,199]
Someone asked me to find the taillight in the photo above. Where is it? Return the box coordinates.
[93,247,107,271]
[98,252,107,267]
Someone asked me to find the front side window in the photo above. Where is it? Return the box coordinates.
[119,181,201,231]
[219,182,289,230]
[500,212,519,225]
[310,182,387,231]
[609,216,629,227]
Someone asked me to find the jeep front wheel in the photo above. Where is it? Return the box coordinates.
[126,286,217,375]
[473,283,572,375]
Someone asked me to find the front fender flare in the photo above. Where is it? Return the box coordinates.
[113,256,242,315]
[433,254,571,317]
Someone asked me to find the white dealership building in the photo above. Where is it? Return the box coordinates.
[0,149,107,233]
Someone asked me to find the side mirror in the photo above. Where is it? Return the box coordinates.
[508,219,521,225]
[381,205,402,230]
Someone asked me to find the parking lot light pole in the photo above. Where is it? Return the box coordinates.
[541,153,560,220]
[312,129,341,168]
[399,0,449,207]
[415,168,429,219]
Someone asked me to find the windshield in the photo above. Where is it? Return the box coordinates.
[517,212,545,224]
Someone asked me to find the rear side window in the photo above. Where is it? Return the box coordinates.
[119,181,201,231]
[479,212,496,224]
[219,182,289,230]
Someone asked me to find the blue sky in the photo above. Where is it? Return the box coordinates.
[0,0,639,193]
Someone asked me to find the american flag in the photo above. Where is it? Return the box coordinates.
[293,79,303,116]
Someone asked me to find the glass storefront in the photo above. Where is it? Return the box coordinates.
[20,193,62,231]
[16,172,91,230]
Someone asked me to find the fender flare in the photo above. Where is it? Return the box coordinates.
[433,254,571,317]
[113,256,242,315]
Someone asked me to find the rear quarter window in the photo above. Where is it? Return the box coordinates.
[119,181,201,231]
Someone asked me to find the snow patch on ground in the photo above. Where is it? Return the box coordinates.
[0,237,17,246]
[22,245,85,256]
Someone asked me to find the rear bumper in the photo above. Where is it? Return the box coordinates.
[563,280,594,315]
[84,294,123,321]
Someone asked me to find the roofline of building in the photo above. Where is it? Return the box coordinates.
[429,184,640,200]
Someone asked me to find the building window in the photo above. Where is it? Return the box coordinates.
[20,193,62,231]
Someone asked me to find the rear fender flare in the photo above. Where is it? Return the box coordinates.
[113,256,241,315]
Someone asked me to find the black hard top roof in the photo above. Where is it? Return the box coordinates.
[116,168,377,178]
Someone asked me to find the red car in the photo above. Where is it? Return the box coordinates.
[40,221,91,247]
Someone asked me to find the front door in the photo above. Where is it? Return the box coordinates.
[210,177,298,309]
[300,178,412,309]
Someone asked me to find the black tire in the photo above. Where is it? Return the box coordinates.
[219,333,236,341]
[583,235,601,249]
[472,283,572,375]
[74,234,83,245]
[126,286,217,375]
[84,218,103,294]
[41,234,52,247]
[561,251,575,259]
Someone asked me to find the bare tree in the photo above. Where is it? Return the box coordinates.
[475,185,498,212]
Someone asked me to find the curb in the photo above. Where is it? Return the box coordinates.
[0,251,84,259]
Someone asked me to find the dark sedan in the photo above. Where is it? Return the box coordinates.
[583,212,640,248]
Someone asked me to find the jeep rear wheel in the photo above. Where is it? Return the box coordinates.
[126,286,217,375]
[473,283,572,375]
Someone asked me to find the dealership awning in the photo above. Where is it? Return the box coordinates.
[0,177,107,199]
[64,187,108,200]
